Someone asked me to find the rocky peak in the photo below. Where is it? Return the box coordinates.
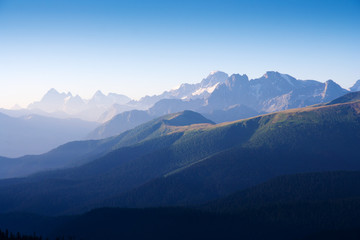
[350,80,360,92]
[225,74,249,89]
[322,79,348,100]
[200,71,229,88]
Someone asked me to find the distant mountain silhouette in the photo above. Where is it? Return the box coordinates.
[0,112,98,158]
[27,89,131,121]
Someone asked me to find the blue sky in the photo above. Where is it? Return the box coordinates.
[0,0,359,108]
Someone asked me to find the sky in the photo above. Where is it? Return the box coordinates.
[0,0,359,108]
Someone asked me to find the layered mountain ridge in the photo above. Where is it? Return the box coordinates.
[1,71,357,158]
[88,71,351,139]
[27,89,131,122]
[0,93,359,216]
[0,91,360,240]
[0,111,214,179]
[6,71,356,125]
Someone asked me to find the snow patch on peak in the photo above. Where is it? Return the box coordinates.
[171,84,181,91]
[192,82,220,96]
[207,83,220,93]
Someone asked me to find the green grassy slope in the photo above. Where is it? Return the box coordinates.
[97,101,360,208]
[0,101,359,215]
[0,110,213,179]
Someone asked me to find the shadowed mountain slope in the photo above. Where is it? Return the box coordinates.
[0,99,359,215]
[91,100,360,209]
[204,171,360,213]
[327,91,360,105]
[0,111,213,179]
[2,171,360,240]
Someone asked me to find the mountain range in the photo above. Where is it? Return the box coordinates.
[0,88,360,239]
[86,71,354,139]
[6,71,359,125]
[1,71,356,154]
[26,89,131,122]
[0,92,359,216]
[2,71,356,157]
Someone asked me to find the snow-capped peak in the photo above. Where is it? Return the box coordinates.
[192,82,220,96]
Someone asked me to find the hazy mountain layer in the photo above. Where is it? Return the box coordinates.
[0,111,214,178]
[0,113,98,158]
[88,98,205,139]
[27,89,131,122]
